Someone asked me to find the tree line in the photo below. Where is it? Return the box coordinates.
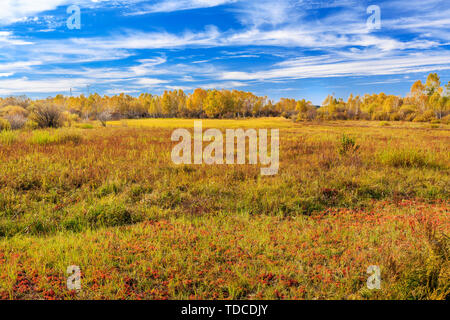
[0,73,449,129]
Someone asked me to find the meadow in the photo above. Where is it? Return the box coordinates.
[0,118,448,300]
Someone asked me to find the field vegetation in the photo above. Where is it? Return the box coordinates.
[0,118,448,300]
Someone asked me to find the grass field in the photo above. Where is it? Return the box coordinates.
[0,118,448,300]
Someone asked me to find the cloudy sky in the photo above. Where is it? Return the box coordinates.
[0,0,449,104]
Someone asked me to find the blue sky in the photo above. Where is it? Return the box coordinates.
[0,0,449,104]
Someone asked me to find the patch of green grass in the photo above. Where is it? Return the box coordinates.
[77,123,94,129]
[378,148,439,168]
[0,130,18,145]
[29,131,57,145]
[85,203,134,228]
[29,130,83,145]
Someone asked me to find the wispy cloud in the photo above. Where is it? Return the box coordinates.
[0,76,90,95]
[220,52,450,81]
[127,0,238,15]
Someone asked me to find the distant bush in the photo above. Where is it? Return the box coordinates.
[5,114,27,130]
[399,105,416,119]
[0,105,29,118]
[97,110,112,127]
[30,103,63,128]
[405,113,417,122]
[0,130,18,145]
[413,110,436,122]
[442,114,450,124]
[389,112,401,121]
[379,148,438,168]
[62,111,80,127]
[372,112,389,121]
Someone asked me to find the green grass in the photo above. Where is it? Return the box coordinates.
[29,130,83,145]
[0,130,18,145]
[76,123,95,129]
[378,148,441,168]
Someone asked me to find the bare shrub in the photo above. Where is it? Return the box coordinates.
[97,110,112,127]
[30,103,63,128]
[6,114,27,130]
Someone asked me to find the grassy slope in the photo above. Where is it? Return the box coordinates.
[0,119,448,299]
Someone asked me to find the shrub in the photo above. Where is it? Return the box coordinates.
[378,148,437,168]
[5,114,27,130]
[413,110,436,122]
[0,130,18,145]
[399,105,416,119]
[25,119,39,130]
[372,112,389,121]
[30,103,63,128]
[62,111,80,127]
[441,114,450,124]
[405,113,417,122]
[338,134,360,156]
[0,105,29,117]
[390,112,401,121]
[97,110,112,127]
[0,118,11,131]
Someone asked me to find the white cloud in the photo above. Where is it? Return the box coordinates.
[105,88,140,95]
[0,0,90,25]
[136,77,169,86]
[0,0,143,25]
[232,0,293,27]
[199,81,246,89]
[0,76,90,95]
[0,31,33,45]
[220,52,450,81]
[127,0,238,15]
[0,61,42,76]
